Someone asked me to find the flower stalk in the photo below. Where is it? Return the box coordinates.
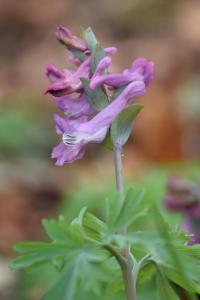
[113,143,125,206]
[113,143,136,300]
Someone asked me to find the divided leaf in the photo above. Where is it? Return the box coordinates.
[84,212,108,235]
[156,269,180,300]
[70,207,88,239]
[106,191,121,229]
[162,264,200,294]
[41,264,77,300]
[42,218,69,242]
[11,246,66,269]
[137,262,156,285]
[113,187,146,231]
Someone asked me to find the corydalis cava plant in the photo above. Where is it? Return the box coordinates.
[11,27,200,300]
[45,26,154,165]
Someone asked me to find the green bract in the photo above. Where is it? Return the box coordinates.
[111,104,143,146]
[81,78,109,111]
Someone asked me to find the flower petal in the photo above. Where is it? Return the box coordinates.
[45,58,90,96]
[52,141,85,165]
[56,26,87,51]
[45,64,64,83]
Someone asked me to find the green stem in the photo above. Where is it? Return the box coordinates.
[113,143,125,206]
[113,143,136,300]
[121,262,137,300]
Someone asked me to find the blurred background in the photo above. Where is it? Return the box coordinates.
[1,0,200,299]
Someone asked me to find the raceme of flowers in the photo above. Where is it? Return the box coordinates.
[45,26,155,165]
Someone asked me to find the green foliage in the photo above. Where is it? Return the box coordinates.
[41,265,77,300]
[106,187,147,232]
[156,269,179,300]
[11,182,200,299]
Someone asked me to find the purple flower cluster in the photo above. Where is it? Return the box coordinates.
[164,176,200,244]
[45,26,154,165]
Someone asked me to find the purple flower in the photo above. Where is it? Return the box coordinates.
[182,217,200,245]
[55,26,118,57]
[52,80,146,165]
[104,47,118,55]
[52,114,88,165]
[52,114,86,165]
[56,26,87,51]
[164,176,200,244]
[167,176,190,193]
[68,54,83,67]
[54,114,88,135]
[165,176,199,211]
[90,58,155,90]
[45,64,65,82]
[45,58,91,96]
[46,26,155,167]
[52,141,86,166]
[53,93,94,118]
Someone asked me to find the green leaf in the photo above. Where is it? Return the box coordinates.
[106,272,124,294]
[105,192,121,229]
[162,265,200,294]
[81,78,108,111]
[42,218,69,242]
[70,207,87,228]
[156,269,180,300]
[76,207,87,222]
[52,256,65,271]
[84,212,108,234]
[174,244,200,259]
[41,264,77,300]
[42,244,109,299]
[137,262,156,284]
[125,216,200,295]
[84,27,98,51]
[78,258,107,294]
[70,207,87,239]
[111,104,143,146]
[162,244,200,292]
[13,241,68,254]
[113,187,146,231]
[123,227,200,295]
[150,209,200,293]
[11,247,66,269]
